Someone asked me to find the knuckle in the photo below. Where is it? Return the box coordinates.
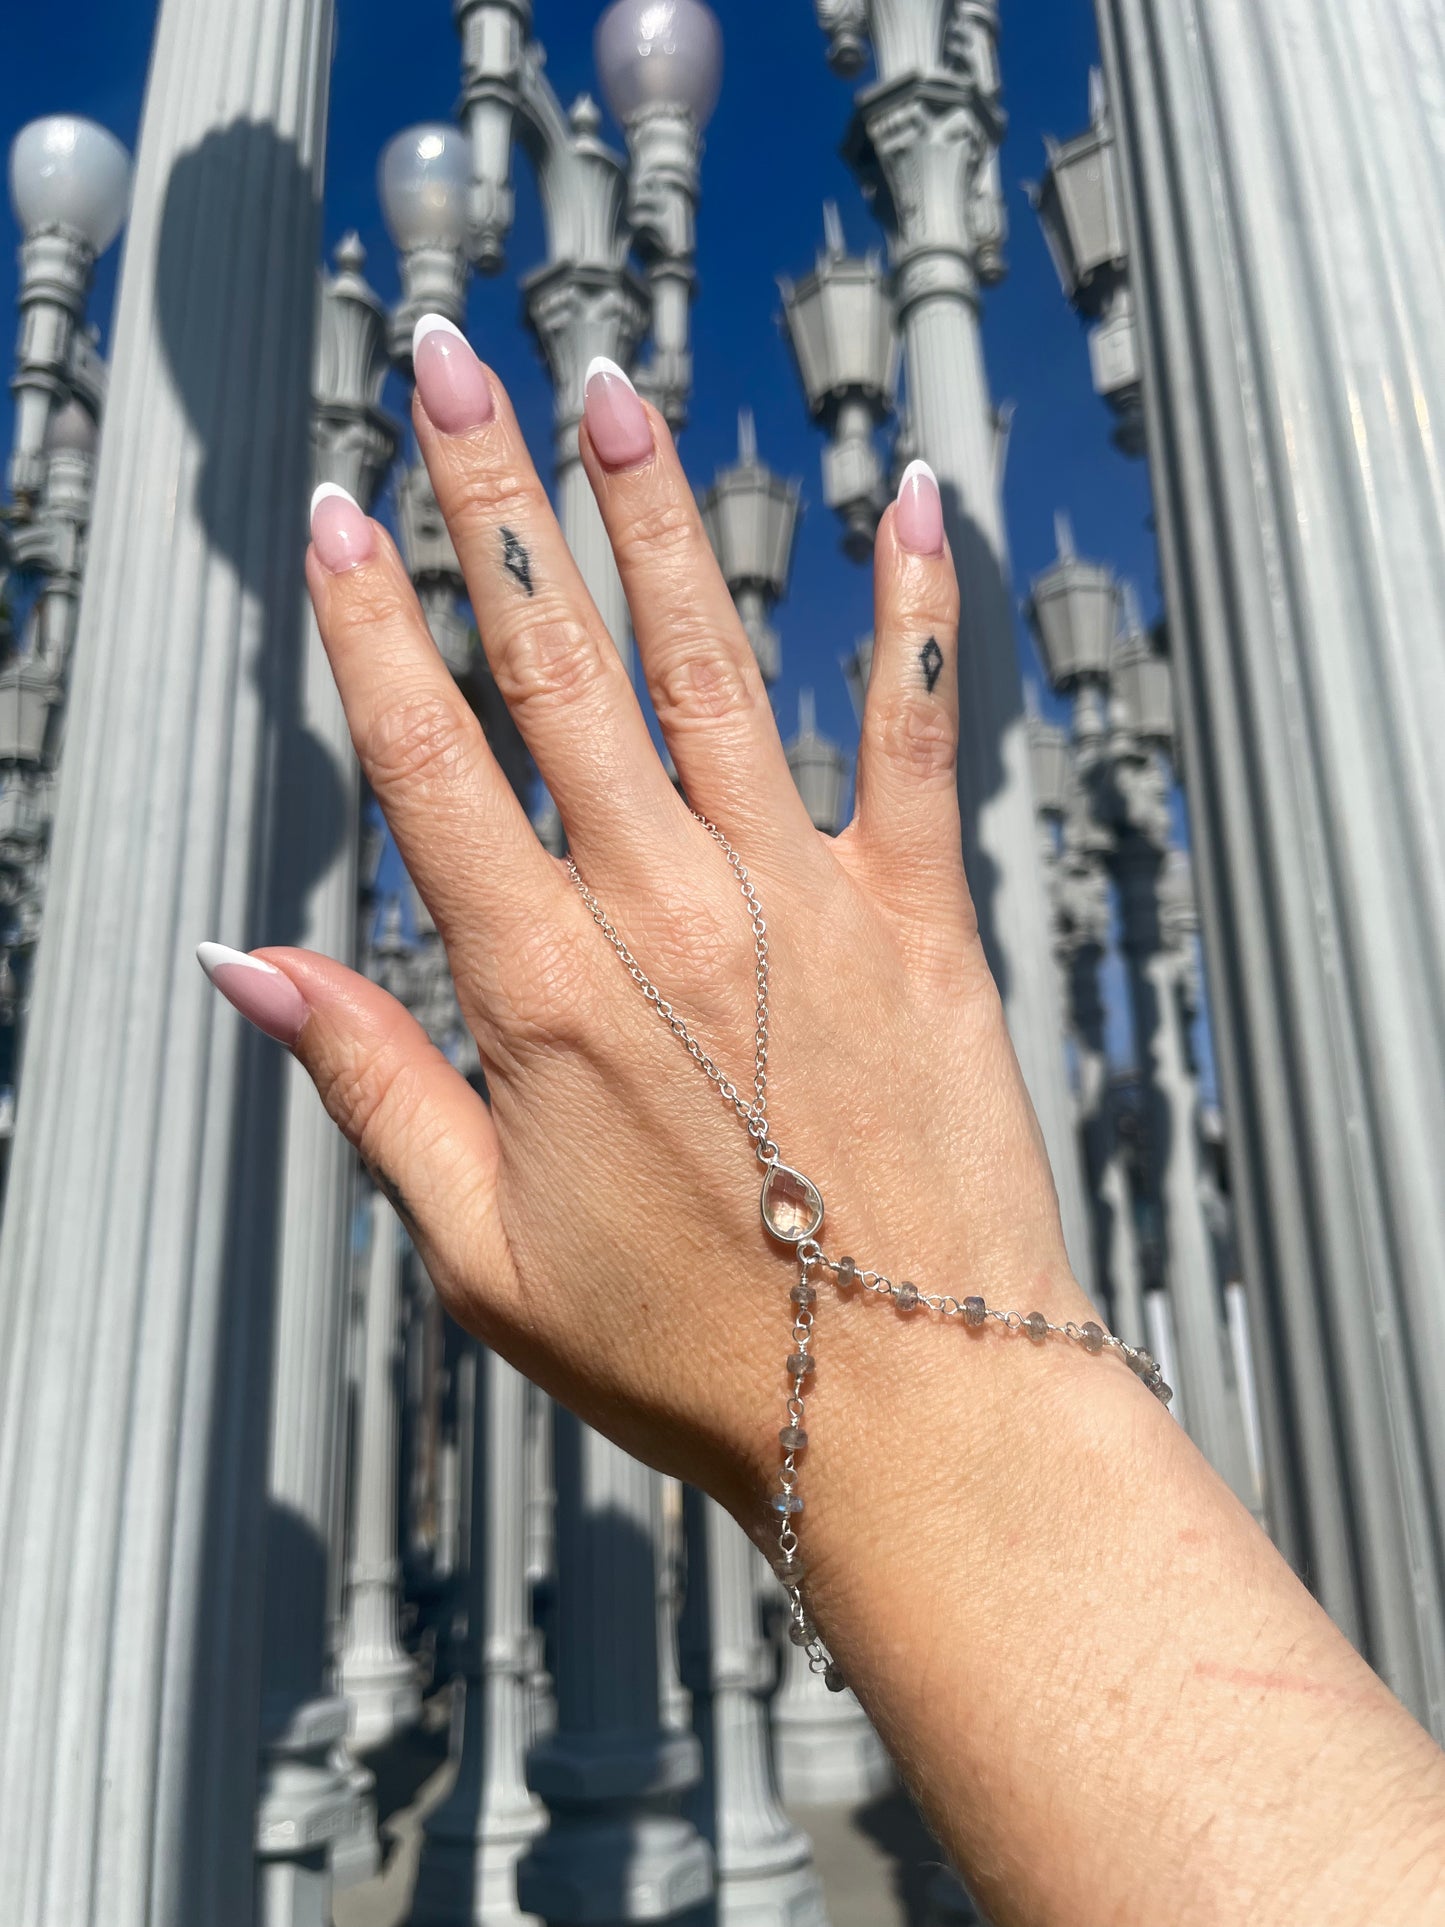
[487,605,615,716]
[326,566,418,639]
[318,1040,431,1173]
[364,686,476,795]
[649,632,758,726]
[871,692,958,782]
[442,462,547,530]
[609,493,699,567]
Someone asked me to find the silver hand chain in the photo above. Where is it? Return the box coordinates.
[567,808,1173,1694]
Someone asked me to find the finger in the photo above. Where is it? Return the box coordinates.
[577,360,818,856]
[306,483,567,998]
[197,942,516,1325]
[847,462,970,920]
[408,316,695,886]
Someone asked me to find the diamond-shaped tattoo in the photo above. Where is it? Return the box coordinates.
[920,636,944,694]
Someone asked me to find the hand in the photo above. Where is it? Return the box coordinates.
[208,324,1081,1525]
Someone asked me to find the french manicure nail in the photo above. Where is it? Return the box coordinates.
[310,483,374,573]
[583,356,654,470]
[197,942,308,1047]
[412,312,494,433]
[895,459,944,557]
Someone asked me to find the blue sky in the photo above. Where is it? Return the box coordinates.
[1,0,1173,1077]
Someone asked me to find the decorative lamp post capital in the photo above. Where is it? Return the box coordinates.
[697,409,801,684]
[815,0,870,75]
[1026,703,1071,823]
[313,233,398,504]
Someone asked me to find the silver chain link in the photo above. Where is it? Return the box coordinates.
[567,810,774,1158]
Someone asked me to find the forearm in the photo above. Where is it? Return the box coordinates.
[781,1269,1445,1927]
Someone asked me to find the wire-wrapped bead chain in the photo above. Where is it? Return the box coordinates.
[568,810,1172,1693]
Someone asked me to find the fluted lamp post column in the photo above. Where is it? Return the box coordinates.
[680,1493,828,1927]
[780,201,898,560]
[0,1,334,1916]
[698,409,801,686]
[813,0,1094,1294]
[255,233,397,1927]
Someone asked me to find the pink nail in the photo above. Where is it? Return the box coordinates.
[311,484,374,573]
[197,943,308,1046]
[412,313,494,433]
[583,357,654,470]
[895,459,944,556]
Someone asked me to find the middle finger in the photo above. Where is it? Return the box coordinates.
[409,314,694,888]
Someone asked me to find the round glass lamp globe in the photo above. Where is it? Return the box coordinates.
[594,0,723,127]
[8,116,131,254]
[377,124,469,252]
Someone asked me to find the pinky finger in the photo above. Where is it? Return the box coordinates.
[848,462,970,923]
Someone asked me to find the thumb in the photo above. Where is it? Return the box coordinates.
[197,942,512,1313]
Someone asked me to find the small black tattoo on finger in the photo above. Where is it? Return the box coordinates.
[501,527,534,596]
[367,1162,417,1231]
[921,636,944,693]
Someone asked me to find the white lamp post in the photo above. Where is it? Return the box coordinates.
[6,115,130,500]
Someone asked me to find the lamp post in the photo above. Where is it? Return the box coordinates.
[377,123,471,359]
[698,410,801,685]
[1026,529,1252,1499]
[809,0,1095,1295]
[256,234,398,1927]
[784,691,850,836]
[779,201,898,560]
[5,115,129,501]
[0,1,335,1916]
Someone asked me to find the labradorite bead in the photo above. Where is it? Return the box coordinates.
[779,1425,807,1451]
[836,1256,857,1288]
[786,1350,815,1377]
[824,1663,846,1693]
[788,1619,814,1646]
[1155,1381,1175,1406]
[1026,1311,1049,1341]
[962,1295,986,1327]
[790,1281,817,1307]
[1129,1349,1156,1377]
[1080,1320,1105,1353]
[895,1281,920,1309]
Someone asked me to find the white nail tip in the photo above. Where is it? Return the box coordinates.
[197,941,278,981]
[899,458,938,491]
[585,355,634,391]
[413,312,468,354]
[311,481,358,519]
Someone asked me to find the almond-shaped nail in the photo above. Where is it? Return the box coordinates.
[412,312,494,433]
[583,356,654,471]
[895,458,944,556]
[311,483,374,573]
[197,942,308,1046]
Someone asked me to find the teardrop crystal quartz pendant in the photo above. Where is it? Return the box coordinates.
[760,1161,824,1243]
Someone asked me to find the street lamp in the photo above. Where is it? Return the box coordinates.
[6,114,130,499]
[377,122,470,360]
[1110,589,1175,752]
[697,409,800,684]
[780,201,899,559]
[1029,72,1144,457]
